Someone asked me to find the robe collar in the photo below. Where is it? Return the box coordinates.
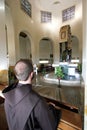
[2,83,32,107]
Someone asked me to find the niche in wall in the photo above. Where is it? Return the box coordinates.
[39,38,53,64]
[19,32,31,60]
[59,35,79,62]
[71,35,79,59]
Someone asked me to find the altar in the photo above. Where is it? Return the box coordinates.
[43,62,81,86]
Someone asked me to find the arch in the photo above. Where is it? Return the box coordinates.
[71,35,79,59]
[19,31,32,60]
[39,37,54,64]
[59,35,80,62]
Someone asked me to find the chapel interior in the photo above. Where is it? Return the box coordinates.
[0,0,87,130]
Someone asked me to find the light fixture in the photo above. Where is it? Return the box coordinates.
[53,1,60,5]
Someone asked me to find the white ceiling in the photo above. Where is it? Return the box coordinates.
[35,0,82,13]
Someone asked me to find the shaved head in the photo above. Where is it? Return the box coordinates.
[14,59,33,81]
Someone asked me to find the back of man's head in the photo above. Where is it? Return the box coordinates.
[14,59,33,81]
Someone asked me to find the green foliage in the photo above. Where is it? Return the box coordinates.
[55,66,64,79]
[77,63,82,74]
[42,69,46,75]
[8,67,17,85]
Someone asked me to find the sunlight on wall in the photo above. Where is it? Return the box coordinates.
[0,0,8,71]
[42,17,61,33]
[0,0,5,10]
[0,65,7,70]
[75,2,82,20]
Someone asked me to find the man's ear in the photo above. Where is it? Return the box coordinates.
[31,72,34,80]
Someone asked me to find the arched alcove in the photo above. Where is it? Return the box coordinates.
[59,35,80,62]
[19,31,32,60]
[39,37,53,64]
[71,35,79,59]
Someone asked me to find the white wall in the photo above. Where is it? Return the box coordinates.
[5,5,16,65]
[5,0,82,65]
[82,0,87,129]
[0,0,7,70]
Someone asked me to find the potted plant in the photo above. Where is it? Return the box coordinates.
[77,63,82,83]
[55,66,64,87]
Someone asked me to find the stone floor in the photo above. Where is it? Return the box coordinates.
[33,73,84,118]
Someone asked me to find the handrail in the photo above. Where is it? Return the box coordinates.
[44,96,79,113]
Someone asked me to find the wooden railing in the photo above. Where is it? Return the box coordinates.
[44,97,82,130]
